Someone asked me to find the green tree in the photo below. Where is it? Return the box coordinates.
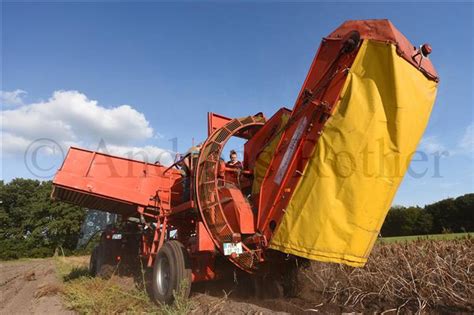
[453,193,474,232]
[0,179,86,259]
[381,206,406,236]
[382,194,473,237]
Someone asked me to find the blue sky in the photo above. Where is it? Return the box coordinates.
[1,1,473,206]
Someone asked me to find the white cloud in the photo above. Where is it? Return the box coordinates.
[1,89,27,106]
[2,90,153,145]
[1,90,173,165]
[0,132,32,155]
[458,123,473,153]
[417,125,474,158]
[418,136,446,154]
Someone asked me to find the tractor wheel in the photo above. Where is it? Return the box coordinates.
[168,240,192,298]
[94,244,116,279]
[89,246,99,276]
[152,240,192,304]
[97,264,115,279]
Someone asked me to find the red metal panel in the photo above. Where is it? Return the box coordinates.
[52,147,180,215]
[220,186,255,234]
[257,35,359,237]
[243,107,292,170]
[207,112,232,136]
[197,222,215,252]
[328,19,438,81]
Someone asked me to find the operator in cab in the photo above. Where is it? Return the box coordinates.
[226,150,242,170]
[225,150,242,186]
[179,143,202,202]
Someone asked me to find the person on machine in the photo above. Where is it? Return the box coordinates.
[226,150,242,170]
[225,150,242,186]
[180,144,201,202]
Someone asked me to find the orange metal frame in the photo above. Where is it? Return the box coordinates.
[194,114,266,273]
[51,19,438,278]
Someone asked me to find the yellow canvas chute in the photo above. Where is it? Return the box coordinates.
[269,40,438,267]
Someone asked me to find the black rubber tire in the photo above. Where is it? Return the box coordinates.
[97,264,115,279]
[168,240,193,299]
[89,246,99,276]
[94,244,116,279]
[152,240,192,304]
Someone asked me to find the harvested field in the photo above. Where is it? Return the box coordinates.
[0,258,73,315]
[1,237,472,314]
[299,237,473,313]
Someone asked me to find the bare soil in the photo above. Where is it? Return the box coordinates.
[0,258,74,315]
[3,252,437,315]
[0,257,309,314]
[190,278,332,314]
[2,238,471,314]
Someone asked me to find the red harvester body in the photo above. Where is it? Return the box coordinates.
[52,19,438,303]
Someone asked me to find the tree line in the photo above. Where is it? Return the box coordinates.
[0,178,472,259]
[381,193,473,237]
[0,179,85,259]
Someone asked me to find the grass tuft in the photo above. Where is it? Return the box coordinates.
[63,276,160,314]
[160,280,195,315]
[34,283,64,298]
[55,256,194,314]
[63,266,90,282]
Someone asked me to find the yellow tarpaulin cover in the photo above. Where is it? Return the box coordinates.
[269,40,438,267]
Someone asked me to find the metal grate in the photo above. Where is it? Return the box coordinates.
[195,115,265,272]
[52,186,137,216]
[226,119,242,132]
[241,116,253,125]
[215,128,230,143]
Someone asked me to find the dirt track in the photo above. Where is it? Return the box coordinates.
[0,259,74,315]
[0,257,316,314]
[191,287,316,314]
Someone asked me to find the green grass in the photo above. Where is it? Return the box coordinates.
[379,232,471,243]
[63,276,160,314]
[54,256,193,314]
